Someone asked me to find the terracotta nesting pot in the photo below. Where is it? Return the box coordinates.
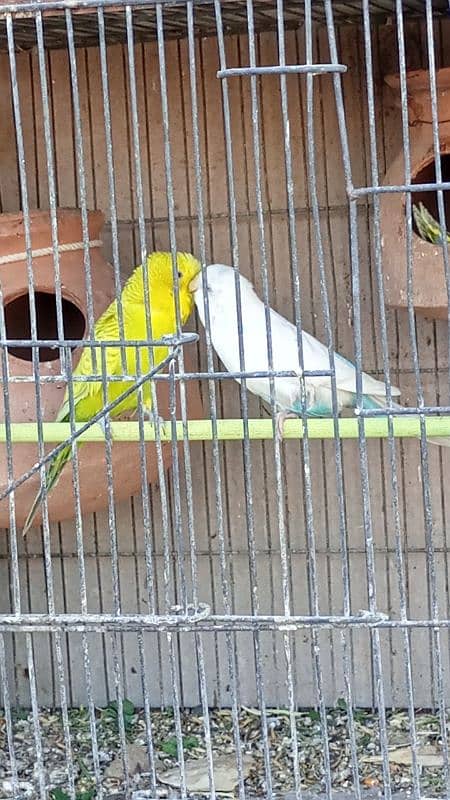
[0,208,203,529]
[381,68,450,319]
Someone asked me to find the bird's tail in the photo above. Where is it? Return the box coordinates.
[365,395,450,448]
[413,202,449,245]
[23,444,73,535]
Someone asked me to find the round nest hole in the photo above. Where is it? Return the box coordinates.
[4,291,86,362]
[412,154,450,237]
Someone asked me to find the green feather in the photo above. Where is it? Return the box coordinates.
[23,444,73,535]
[413,202,450,245]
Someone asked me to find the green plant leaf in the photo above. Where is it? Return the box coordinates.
[160,734,199,757]
[161,737,178,757]
[13,707,29,721]
[122,699,135,718]
[103,698,135,734]
[183,735,199,751]
[50,789,95,800]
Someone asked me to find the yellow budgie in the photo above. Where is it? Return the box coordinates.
[23,251,201,534]
[413,202,450,244]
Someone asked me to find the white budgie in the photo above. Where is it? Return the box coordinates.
[192,263,448,446]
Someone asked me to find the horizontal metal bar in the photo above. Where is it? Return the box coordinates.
[352,180,450,197]
[0,0,446,18]
[217,64,347,79]
[3,366,449,384]
[358,405,450,416]
[5,610,450,633]
[0,0,217,17]
[1,368,335,384]
[2,415,450,442]
[0,332,198,348]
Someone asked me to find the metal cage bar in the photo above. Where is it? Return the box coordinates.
[1,1,450,799]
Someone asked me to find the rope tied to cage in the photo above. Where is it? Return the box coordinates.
[0,239,103,265]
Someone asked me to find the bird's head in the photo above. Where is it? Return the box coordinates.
[191,263,255,326]
[144,251,201,323]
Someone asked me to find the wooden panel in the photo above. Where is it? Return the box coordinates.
[2,20,450,711]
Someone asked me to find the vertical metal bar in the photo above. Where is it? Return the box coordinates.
[186,6,246,797]
[133,349,159,794]
[303,1,362,795]
[35,15,76,797]
[424,5,450,778]
[7,16,48,798]
[63,351,104,799]
[99,342,131,793]
[323,3,392,798]
[418,1,450,789]
[26,634,47,800]
[35,14,66,368]
[425,0,450,382]
[124,3,155,388]
[0,634,19,798]
[214,3,274,796]
[64,14,106,795]
[126,7,187,797]
[137,630,158,792]
[155,3,188,609]
[65,8,97,370]
[0,250,20,616]
[122,10,164,765]
[124,6,169,559]
[97,6,126,373]
[245,2,302,796]
[4,12,38,594]
[98,16,134,785]
[156,6,207,795]
[275,1,335,795]
[361,2,421,798]
[157,5,216,796]
[394,0,439,722]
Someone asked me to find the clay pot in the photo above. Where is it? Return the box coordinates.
[0,208,203,529]
[381,68,450,319]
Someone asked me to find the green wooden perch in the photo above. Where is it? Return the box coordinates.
[1,416,450,442]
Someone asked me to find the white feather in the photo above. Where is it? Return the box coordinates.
[194,264,400,414]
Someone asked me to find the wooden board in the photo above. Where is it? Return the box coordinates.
[1,19,450,709]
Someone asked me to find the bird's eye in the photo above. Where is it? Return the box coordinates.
[177,271,182,279]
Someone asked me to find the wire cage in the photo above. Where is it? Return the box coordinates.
[2,0,450,798]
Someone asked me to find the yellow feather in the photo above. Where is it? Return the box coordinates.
[23,251,201,534]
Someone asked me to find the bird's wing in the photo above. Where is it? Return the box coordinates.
[56,301,121,421]
[333,350,401,398]
[300,329,401,398]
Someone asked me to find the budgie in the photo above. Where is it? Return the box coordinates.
[192,263,450,447]
[413,202,450,245]
[23,251,201,534]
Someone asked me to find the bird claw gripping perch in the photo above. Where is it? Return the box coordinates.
[275,410,300,443]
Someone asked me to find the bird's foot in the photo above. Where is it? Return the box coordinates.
[275,410,299,444]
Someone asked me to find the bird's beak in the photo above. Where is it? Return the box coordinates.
[189,273,201,293]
